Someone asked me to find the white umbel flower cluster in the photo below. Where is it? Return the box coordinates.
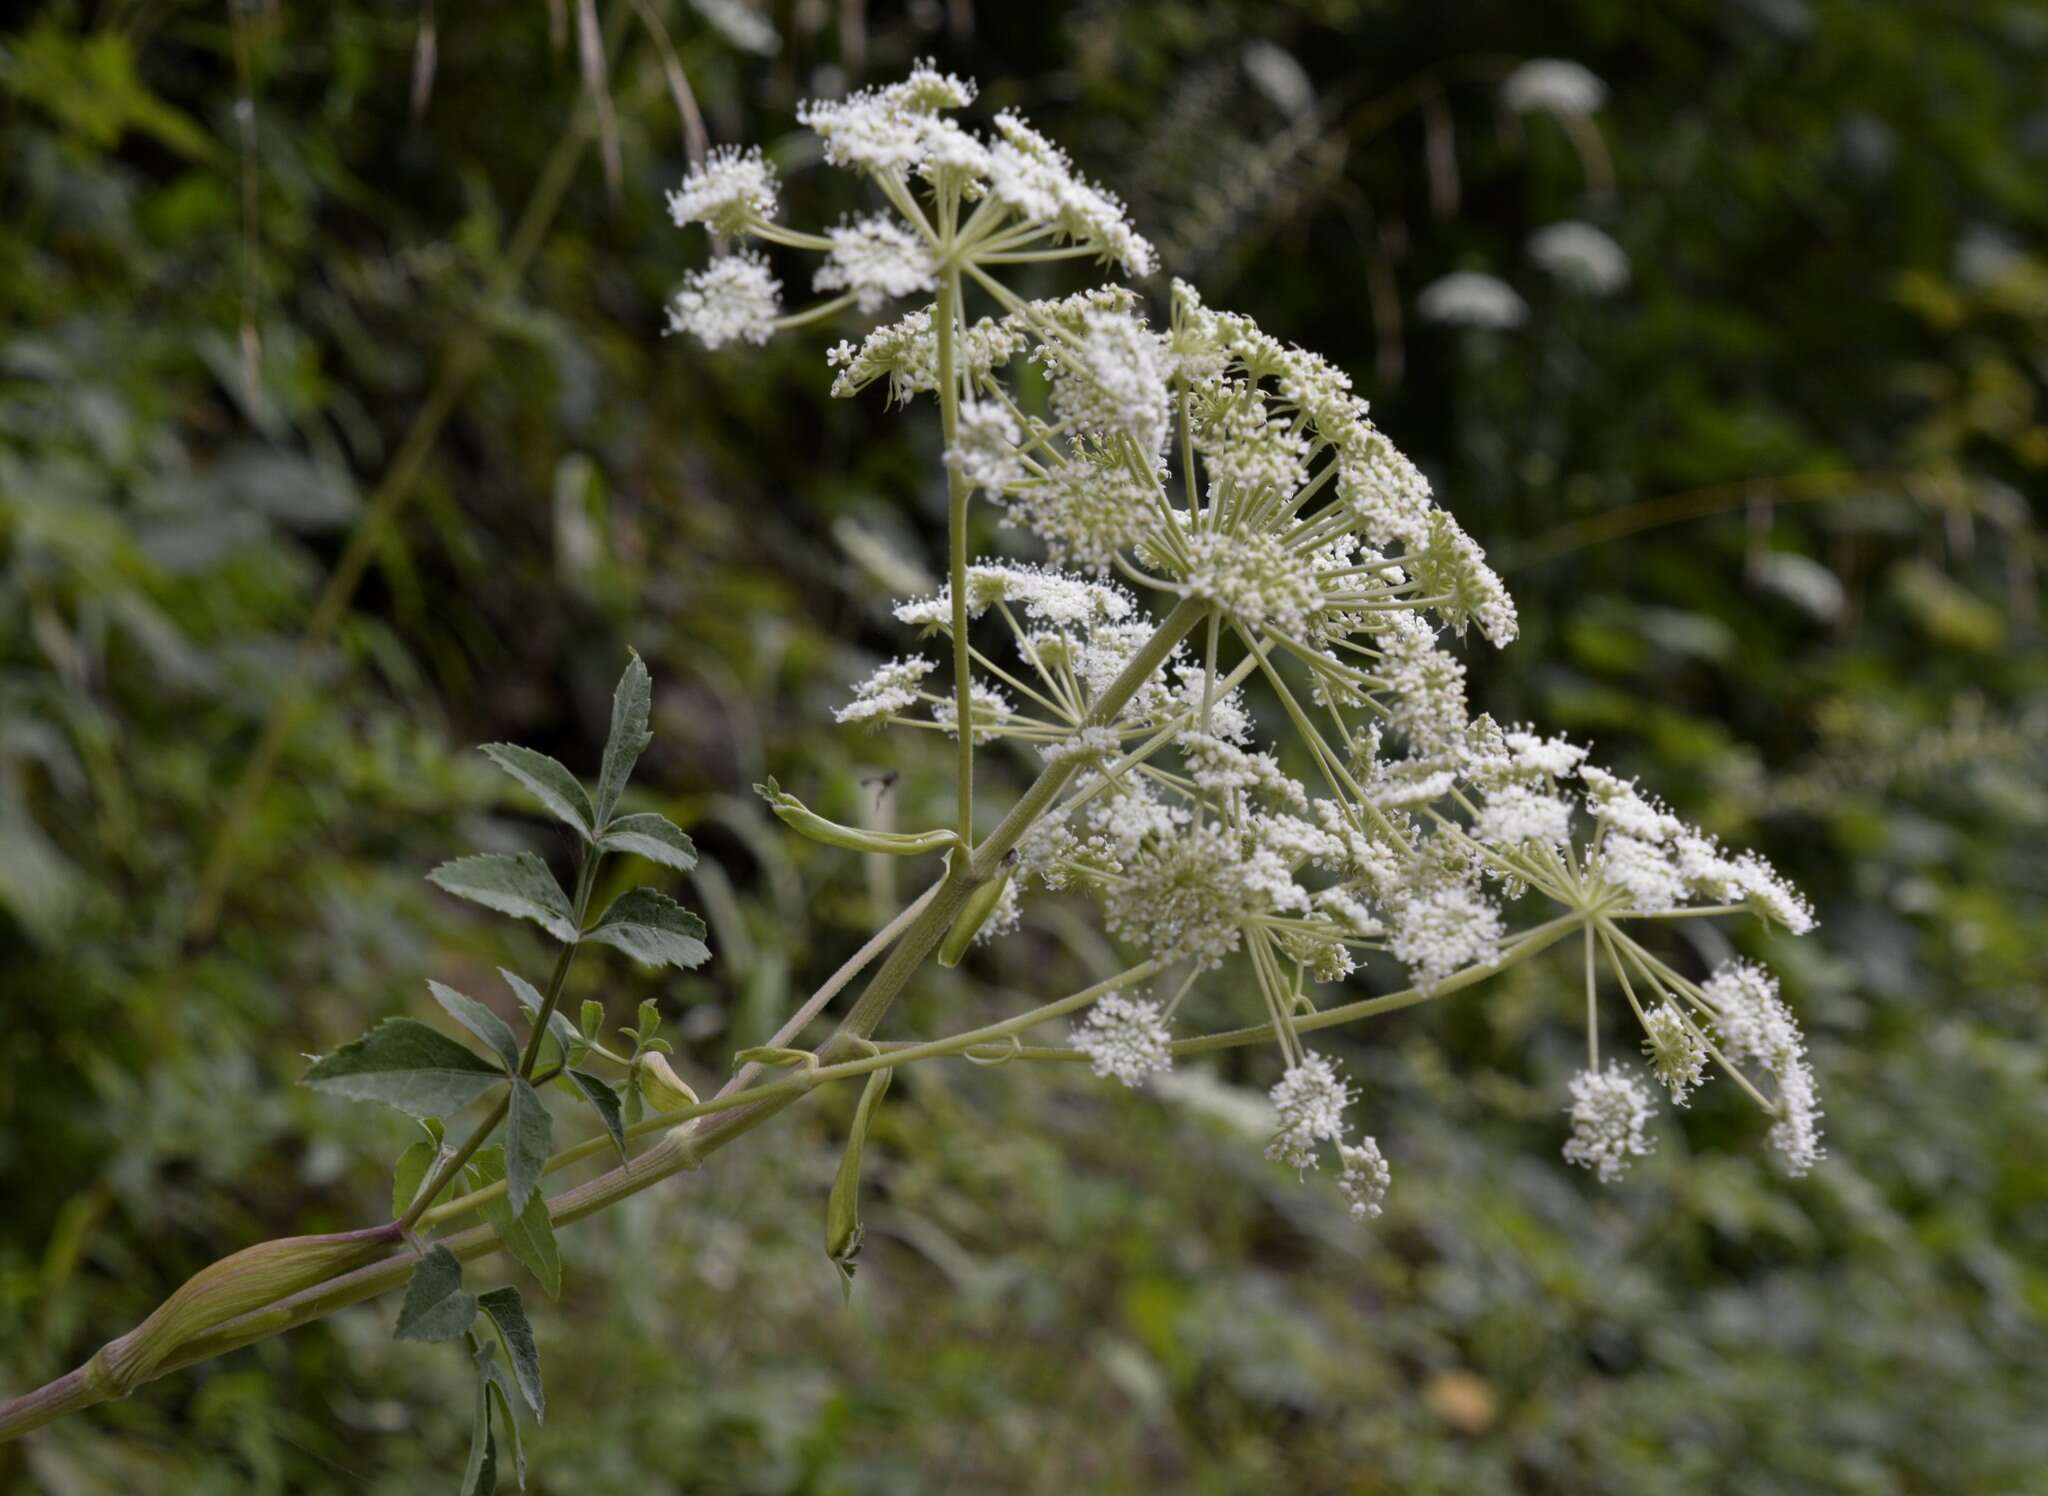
[667,144,779,235]
[1337,1138,1392,1221]
[1704,961,1825,1175]
[684,66,1827,1234]
[1266,1053,1354,1175]
[666,252,781,348]
[1562,1065,1656,1183]
[1640,1003,1708,1105]
[813,215,938,313]
[1072,993,1173,1087]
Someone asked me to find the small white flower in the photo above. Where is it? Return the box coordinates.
[1528,220,1630,296]
[1337,1138,1391,1220]
[666,251,781,348]
[1473,784,1573,848]
[1073,993,1174,1087]
[1387,882,1503,990]
[1418,272,1527,330]
[667,144,779,235]
[1266,1052,1353,1174]
[1768,1057,1825,1176]
[834,655,934,726]
[1562,1064,1656,1183]
[813,214,938,313]
[1502,59,1608,116]
[1640,1003,1708,1106]
[944,400,1026,492]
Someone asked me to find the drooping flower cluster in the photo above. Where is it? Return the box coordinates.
[1072,993,1174,1088]
[674,65,1826,1230]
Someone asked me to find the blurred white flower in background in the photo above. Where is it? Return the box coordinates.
[1528,220,1630,296]
[1502,58,1608,117]
[1418,271,1528,329]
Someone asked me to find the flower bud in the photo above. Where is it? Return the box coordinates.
[633,1051,699,1114]
[88,1224,402,1398]
[755,778,960,857]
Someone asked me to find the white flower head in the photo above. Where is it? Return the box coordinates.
[1388,883,1503,990]
[1528,220,1630,296]
[1337,1138,1392,1221]
[1768,1058,1825,1176]
[667,144,779,235]
[813,214,938,312]
[1502,59,1608,116]
[1640,1003,1708,1106]
[944,400,1025,493]
[1266,1052,1353,1174]
[1562,1064,1656,1183]
[667,251,781,348]
[834,655,934,727]
[1418,272,1527,330]
[1073,993,1174,1087]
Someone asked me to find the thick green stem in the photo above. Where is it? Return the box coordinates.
[936,266,975,841]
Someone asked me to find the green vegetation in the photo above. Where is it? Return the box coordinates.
[2,2,2043,1490]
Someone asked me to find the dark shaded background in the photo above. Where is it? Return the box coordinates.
[2,0,2044,1490]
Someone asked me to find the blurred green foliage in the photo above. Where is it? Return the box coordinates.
[2,0,2044,1491]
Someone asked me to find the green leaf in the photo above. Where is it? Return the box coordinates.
[484,1363,525,1490]
[302,1018,506,1119]
[471,1149,562,1299]
[428,980,520,1072]
[428,853,579,942]
[481,742,593,840]
[593,651,652,829]
[462,1342,498,1496]
[566,1069,628,1160]
[478,1286,546,1423]
[597,811,697,871]
[500,968,579,1052]
[582,888,709,970]
[395,1244,476,1342]
[392,1137,446,1219]
[505,1078,554,1216]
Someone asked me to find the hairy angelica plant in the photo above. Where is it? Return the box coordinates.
[0,66,1823,1489]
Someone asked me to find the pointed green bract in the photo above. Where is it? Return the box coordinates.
[583,887,710,970]
[302,1018,506,1119]
[827,1066,894,1301]
[427,853,578,943]
[504,1078,554,1215]
[480,743,594,840]
[478,1286,546,1424]
[428,980,521,1072]
[566,1069,627,1160]
[395,1244,476,1343]
[597,811,698,871]
[469,1148,563,1299]
[592,651,652,830]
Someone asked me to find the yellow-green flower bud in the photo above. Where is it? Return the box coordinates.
[633,1051,700,1114]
